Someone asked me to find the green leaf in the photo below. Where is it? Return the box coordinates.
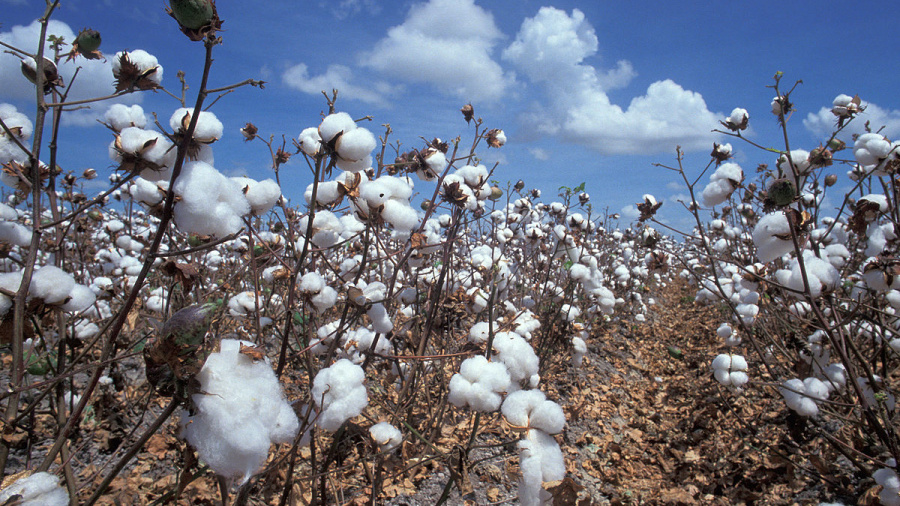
[666,346,684,360]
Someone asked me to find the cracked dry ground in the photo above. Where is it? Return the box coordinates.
[76,282,873,505]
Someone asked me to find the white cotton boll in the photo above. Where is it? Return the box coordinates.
[777,149,811,176]
[780,377,827,416]
[701,163,743,207]
[501,390,566,434]
[298,272,325,293]
[336,154,372,173]
[560,304,580,322]
[60,284,96,313]
[311,286,338,313]
[113,49,163,86]
[572,336,587,367]
[173,161,250,238]
[335,127,376,163]
[0,103,33,140]
[30,266,75,305]
[857,375,896,411]
[104,104,147,131]
[469,322,491,344]
[369,422,402,453]
[448,355,510,412]
[517,429,565,506]
[295,127,323,157]
[0,221,31,247]
[752,212,794,263]
[381,200,420,232]
[0,471,68,506]
[367,303,393,334]
[424,150,448,174]
[170,108,223,143]
[711,354,749,389]
[318,112,357,144]
[231,177,281,215]
[717,323,733,339]
[823,364,847,391]
[227,291,262,316]
[110,127,177,180]
[305,180,341,206]
[181,339,299,484]
[312,359,368,431]
[492,332,539,387]
[728,108,749,128]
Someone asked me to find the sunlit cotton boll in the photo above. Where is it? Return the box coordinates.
[517,429,565,506]
[369,422,402,453]
[169,107,223,143]
[711,353,749,390]
[104,104,147,131]
[180,340,299,484]
[773,251,840,298]
[752,211,795,263]
[501,390,566,434]
[112,49,163,86]
[701,162,743,207]
[173,161,250,237]
[230,176,281,215]
[492,331,540,389]
[312,359,368,431]
[0,471,68,506]
[298,127,322,156]
[448,355,511,412]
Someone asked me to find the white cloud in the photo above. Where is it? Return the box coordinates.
[283,63,392,107]
[503,7,720,155]
[0,20,142,126]
[619,204,640,222]
[529,147,550,161]
[359,0,512,103]
[804,101,900,141]
[327,0,382,19]
[666,181,685,191]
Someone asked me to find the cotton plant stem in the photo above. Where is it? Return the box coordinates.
[0,0,60,478]
[36,36,218,476]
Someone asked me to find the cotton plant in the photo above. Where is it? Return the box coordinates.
[779,377,829,416]
[0,471,68,506]
[180,339,299,484]
[369,422,402,454]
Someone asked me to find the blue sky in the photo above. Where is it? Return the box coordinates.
[2,0,900,231]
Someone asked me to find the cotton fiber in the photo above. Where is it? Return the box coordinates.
[312,359,368,431]
[180,339,299,484]
[0,471,68,505]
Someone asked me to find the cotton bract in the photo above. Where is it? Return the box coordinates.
[180,339,299,484]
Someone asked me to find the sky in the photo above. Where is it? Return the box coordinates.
[2,0,900,232]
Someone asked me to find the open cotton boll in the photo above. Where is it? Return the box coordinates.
[780,377,829,416]
[701,163,743,207]
[711,354,749,390]
[30,265,76,305]
[312,359,368,431]
[0,471,68,506]
[366,303,393,334]
[448,355,511,412]
[469,322,491,344]
[170,107,223,143]
[318,112,357,144]
[298,210,344,249]
[0,221,31,248]
[774,251,840,298]
[492,331,540,389]
[173,161,249,237]
[0,103,33,140]
[113,49,163,87]
[517,429,565,506]
[181,339,299,484]
[60,284,96,313]
[298,127,322,156]
[857,375,896,411]
[230,177,281,215]
[109,127,177,181]
[105,103,147,131]
[370,422,402,453]
[501,390,565,434]
[777,149,811,176]
[335,126,376,163]
[752,212,795,263]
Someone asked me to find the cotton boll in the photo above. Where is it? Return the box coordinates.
[517,429,565,506]
[448,355,510,412]
[112,49,163,87]
[367,303,393,334]
[336,154,372,173]
[170,107,223,143]
[30,266,76,305]
[299,127,323,156]
[711,353,749,390]
[492,332,539,388]
[104,104,147,131]
[312,359,368,431]
[231,177,281,215]
[701,163,743,207]
[752,212,795,263]
[318,112,357,144]
[369,422,402,453]
[0,471,68,506]
[335,126,376,163]
[381,199,420,232]
[469,322,491,344]
[180,339,299,484]
[60,284,96,313]
[501,390,566,434]
[173,161,250,237]
[780,377,828,416]
[0,221,31,247]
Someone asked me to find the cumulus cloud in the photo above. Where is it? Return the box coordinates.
[529,147,550,161]
[327,0,382,19]
[502,7,720,155]
[283,63,393,107]
[0,19,141,126]
[359,0,512,102]
[804,101,900,141]
[619,204,640,222]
